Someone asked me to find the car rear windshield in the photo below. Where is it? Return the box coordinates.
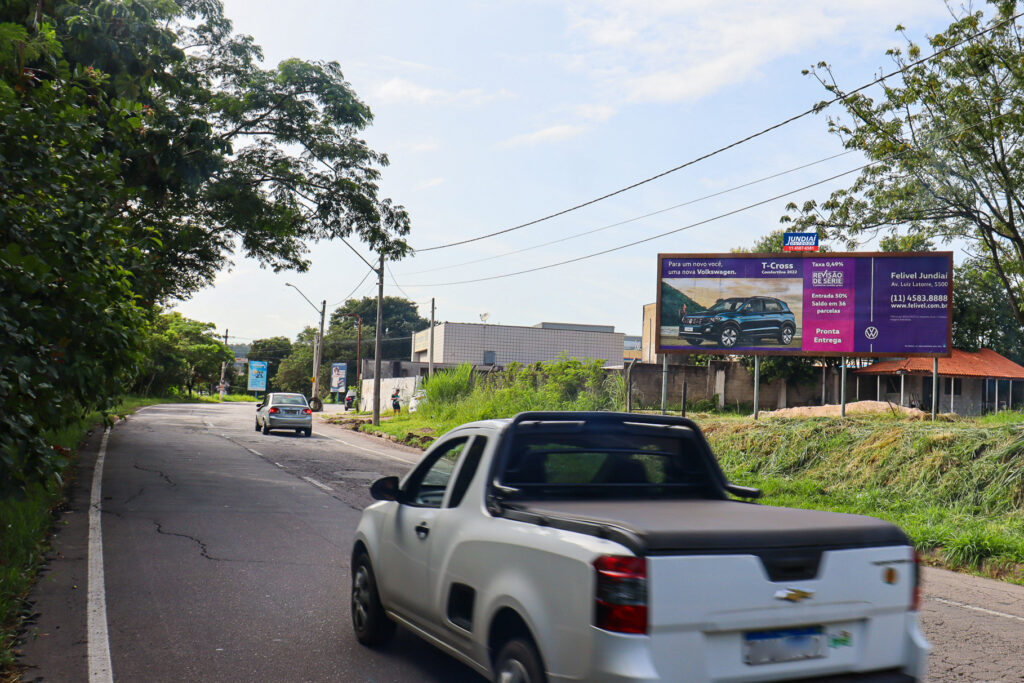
[274,395,308,406]
[499,428,719,500]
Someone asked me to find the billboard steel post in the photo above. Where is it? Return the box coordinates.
[932,358,938,420]
[840,357,847,417]
[661,355,668,415]
[681,382,687,417]
[753,356,760,420]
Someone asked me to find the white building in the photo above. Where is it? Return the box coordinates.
[411,322,625,367]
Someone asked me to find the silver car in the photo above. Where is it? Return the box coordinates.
[255,393,313,437]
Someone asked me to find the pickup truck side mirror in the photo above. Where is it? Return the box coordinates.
[370,476,402,502]
[256,402,264,409]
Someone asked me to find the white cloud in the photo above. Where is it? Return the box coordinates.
[373,77,514,106]
[500,124,589,148]
[563,0,947,104]
[416,177,445,190]
[575,104,616,122]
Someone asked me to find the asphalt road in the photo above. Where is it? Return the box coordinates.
[16,402,1024,682]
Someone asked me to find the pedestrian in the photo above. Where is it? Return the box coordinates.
[391,388,401,416]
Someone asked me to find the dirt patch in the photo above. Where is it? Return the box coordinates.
[760,400,931,419]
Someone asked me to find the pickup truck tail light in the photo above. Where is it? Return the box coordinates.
[268,407,280,414]
[593,555,647,634]
[911,548,921,611]
[302,408,312,414]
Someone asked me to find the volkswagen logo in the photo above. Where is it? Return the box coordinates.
[864,326,879,340]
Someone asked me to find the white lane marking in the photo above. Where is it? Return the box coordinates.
[88,428,114,683]
[274,462,286,468]
[323,433,420,465]
[932,597,1024,623]
[248,448,262,456]
[302,476,334,492]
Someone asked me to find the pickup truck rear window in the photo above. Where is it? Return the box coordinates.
[500,431,716,499]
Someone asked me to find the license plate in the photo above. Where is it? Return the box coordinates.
[742,626,828,665]
[285,409,297,415]
[684,326,694,332]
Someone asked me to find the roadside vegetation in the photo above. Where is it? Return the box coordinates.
[349,363,1024,584]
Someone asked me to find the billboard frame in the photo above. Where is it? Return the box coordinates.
[655,251,953,359]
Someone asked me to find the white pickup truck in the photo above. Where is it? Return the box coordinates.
[350,412,929,683]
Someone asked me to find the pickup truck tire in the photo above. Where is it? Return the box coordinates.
[254,419,261,432]
[494,638,545,683]
[718,324,739,348]
[351,553,395,646]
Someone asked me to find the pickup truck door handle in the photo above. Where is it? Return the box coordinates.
[415,522,430,538]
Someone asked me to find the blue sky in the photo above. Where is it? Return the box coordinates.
[174,0,957,344]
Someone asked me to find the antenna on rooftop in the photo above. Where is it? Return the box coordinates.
[479,313,490,323]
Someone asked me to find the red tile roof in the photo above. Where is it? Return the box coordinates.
[854,349,1024,380]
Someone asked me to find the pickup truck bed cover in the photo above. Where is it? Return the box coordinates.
[504,499,908,556]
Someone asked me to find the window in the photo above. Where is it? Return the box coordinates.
[764,300,782,313]
[945,378,962,395]
[501,431,715,499]
[885,376,901,394]
[743,299,764,313]
[447,436,487,508]
[404,437,469,508]
[483,350,496,365]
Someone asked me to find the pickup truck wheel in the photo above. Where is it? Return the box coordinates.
[351,554,394,646]
[495,638,545,683]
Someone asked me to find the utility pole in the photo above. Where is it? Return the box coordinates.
[218,329,229,400]
[372,251,385,425]
[429,297,436,377]
[310,299,326,411]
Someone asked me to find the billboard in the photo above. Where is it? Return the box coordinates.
[783,232,819,252]
[247,360,268,391]
[330,362,347,392]
[657,252,952,358]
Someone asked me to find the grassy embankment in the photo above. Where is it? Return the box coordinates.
[336,362,1024,584]
[0,393,254,679]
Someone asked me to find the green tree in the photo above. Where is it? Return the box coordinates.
[782,2,1024,326]
[953,257,1024,362]
[325,296,429,364]
[1,23,145,494]
[2,0,412,306]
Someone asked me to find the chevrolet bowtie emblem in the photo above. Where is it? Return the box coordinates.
[774,588,814,602]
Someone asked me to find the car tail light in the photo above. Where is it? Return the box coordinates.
[303,408,312,414]
[594,555,647,634]
[911,548,921,611]
[268,407,279,414]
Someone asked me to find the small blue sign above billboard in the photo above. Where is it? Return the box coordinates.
[247,360,268,391]
[782,232,819,251]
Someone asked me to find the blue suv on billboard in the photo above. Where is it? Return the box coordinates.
[680,296,796,348]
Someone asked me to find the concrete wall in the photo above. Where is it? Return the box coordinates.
[360,376,419,413]
[622,361,821,411]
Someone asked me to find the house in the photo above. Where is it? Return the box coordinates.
[853,348,1024,415]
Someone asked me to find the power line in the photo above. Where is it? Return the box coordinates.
[404,105,1010,287]
[386,262,411,299]
[330,267,375,307]
[412,11,1023,253]
[403,165,867,287]
[403,150,854,275]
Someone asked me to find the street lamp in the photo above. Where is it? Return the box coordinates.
[285,282,326,412]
